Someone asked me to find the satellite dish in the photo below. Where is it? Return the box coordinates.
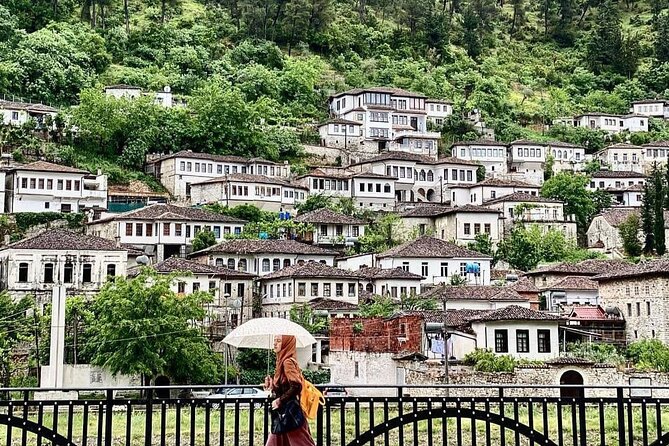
[136,255,150,265]
[230,299,242,310]
[164,85,171,93]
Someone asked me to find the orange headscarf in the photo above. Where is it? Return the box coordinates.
[273,335,301,385]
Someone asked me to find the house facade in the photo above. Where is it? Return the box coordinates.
[642,141,669,167]
[0,99,58,128]
[376,236,492,285]
[0,229,128,306]
[630,100,669,119]
[259,261,360,317]
[327,87,446,156]
[449,178,541,207]
[595,260,669,344]
[508,140,546,185]
[104,84,176,108]
[147,257,256,328]
[145,150,290,200]
[549,141,586,172]
[594,144,645,173]
[523,259,632,289]
[586,208,669,254]
[189,239,339,277]
[4,161,108,216]
[190,173,307,212]
[293,208,367,246]
[86,204,246,262]
[587,171,645,207]
[573,114,648,134]
[352,266,423,298]
[451,140,508,176]
[543,276,600,311]
[317,118,364,149]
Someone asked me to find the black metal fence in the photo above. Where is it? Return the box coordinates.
[0,384,667,446]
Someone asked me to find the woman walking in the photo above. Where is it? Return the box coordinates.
[264,335,316,446]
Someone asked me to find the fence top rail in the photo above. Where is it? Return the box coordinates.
[0,384,665,392]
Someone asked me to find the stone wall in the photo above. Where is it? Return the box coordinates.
[330,315,424,354]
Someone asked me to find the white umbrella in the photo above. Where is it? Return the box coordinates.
[223,317,317,349]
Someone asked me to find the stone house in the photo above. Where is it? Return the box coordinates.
[140,256,256,329]
[188,239,339,277]
[376,236,492,285]
[562,305,626,347]
[587,171,645,207]
[189,173,308,212]
[259,261,360,317]
[0,229,128,307]
[586,208,669,254]
[87,204,246,262]
[508,277,541,309]
[293,208,367,246]
[3,161,108,217]
[317,118,364,149]
[595,259,669,344]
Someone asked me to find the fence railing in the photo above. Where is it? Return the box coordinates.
[0,384,667,446]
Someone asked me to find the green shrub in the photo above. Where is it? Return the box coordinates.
[462,348,518,372]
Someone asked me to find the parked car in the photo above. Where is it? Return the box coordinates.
[208,387,269,409]
[322,383,348,407]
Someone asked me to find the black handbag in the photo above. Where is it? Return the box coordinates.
[271,398,305,434]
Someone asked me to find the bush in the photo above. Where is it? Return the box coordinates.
[462,349,517,372]
[626,339,669,371]
[567,342,625,365]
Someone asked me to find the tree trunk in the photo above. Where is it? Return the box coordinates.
[161,0,166,23]
[91,0,97,27]
[101,3,105,30]
[124,0,130,33]
[510,6,517,33]
[270,0,285,42]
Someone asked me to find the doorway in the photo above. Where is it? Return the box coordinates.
[560,370,584,399]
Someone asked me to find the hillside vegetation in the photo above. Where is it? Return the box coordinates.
[3,0,669,177]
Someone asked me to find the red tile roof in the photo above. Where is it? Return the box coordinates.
[567,305,607,320]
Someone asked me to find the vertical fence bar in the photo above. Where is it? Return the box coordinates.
[80,401,88,446]
[105,389,114,446]
[316,400,324,446]
[412,398,418,446]
[233,400,240,446]
[145,389,154,446]
[67,400,74,443]
[384,398,389,446]
[541,398,548,442]
[191,400,198,446]
[325,400,331,446]
[52,401,59,442]
[528,398,534,446]
[484,398,491,444]
[97,402,103,446]
[126,401,133,446]
[218,400,224,446]
[578,396,587,446]
[627,398,633,446]
[499,388,505,446]
[247,402,253,446]
[470,399,476,446]
[341,398,347,446]
[656,399,662,445]
[513,399,520,446]
[355,398,361,440]
[455,398,462,446]
[397,387,404,446]
[427,399,433,446]
[570,397,578,446]
[160,399,167,446]
[369,400,375,446]
[641,399,648,446]
[617,387,626,446]
[598,400,605,446]
[22,391,28,446]
[175,399,182,446]
[6,400,12,446]
[442,397,448,446]
[557,398,564,446]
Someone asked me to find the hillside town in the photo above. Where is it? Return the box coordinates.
[3,85,669,395]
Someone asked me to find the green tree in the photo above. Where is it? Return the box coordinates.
[618,213,642,257]
[0,292,34,387]
[295,193,332,213]
[192,228,217,252]
[586,0,624,75]
[289,303,328,334]
[541,173,596,232]
[651,163,666,255]
[641,181,656,254]
[468,233,495,256]
[359,295,397,317]
[654,12,669,64]
[357,213,403,254]
[85,269,221,385]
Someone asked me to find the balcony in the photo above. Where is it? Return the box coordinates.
[393,130,441,140]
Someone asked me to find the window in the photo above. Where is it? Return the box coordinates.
[354,361,359,378]
[238,259,247,271]
[320,225,328,236]
[401,262,409,272]
[636,302,641,316]
[65,180,72,190]
[464,223,471,235]
[64,262,73,283]
[516,330,529,353]
[44,263,54,283]
[30,178,36,189]
[61,204,72,213]
[298,283,306,297]
[262,259,270,272]
[537,330,551,353]
[460,262,467,277]
[82,264,92,283]
[474,223,481,235]
[57,180,63,190]
[627,303,632,316]
[163,223,170,236]
[348,283,356,297]
[323,283,331,297]
[647,301,651,316]
[47,179,52,189]
[125,223,133,236]
[421,262,428,276]
[311,283,319,296]
[175,224,182,237]
[227,259,235,270]
[237,283,245,297]
[146,223,153,237]
[186,226,191,238]
[272,259,280,271]
[178,282,186,293]
[44,202,50,209]
[107,264,116,277]
[135,223,143,236]
[193,282,200,292]
[336,283,343,297]
[440,262,448,277]
[21,178,27,189]
[495,330,508,353]
[466,171,473,182]
[484,223,491,234]
[18,263,29,282]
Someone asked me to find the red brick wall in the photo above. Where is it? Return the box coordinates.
[330,315,423,353]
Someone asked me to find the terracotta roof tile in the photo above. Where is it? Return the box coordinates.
[451,140,507,147]
[308,297,359,311]
[192,239,338,256]
[193,173,293,187]
[331,87,427,99]
[377,236,491,259]
[549,276,598,291]
[594,259,669,281]
[401,204,500,218]
[475,305,562,322]
[545,357,594,365]
[152,257,255,278]
[484,192,562,205]
[353,266,423,280]
[567,305,607,320]
[525,259,632,276]
[260,261,359,280]
[6,229,125,251]
[12,161,88,174]
[90,204,245,224]
[591,170,646,178]
[151,150,278,165]
[509,277,539,293]
[475,178,540,188]
[421,285,527,302]
[294,208,366,225]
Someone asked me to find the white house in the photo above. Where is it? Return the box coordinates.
[190,173,308,212]
[298,168,354,200]
[573,113,648,134]
[293,208,367,246]
[317,118,364,149]
[0,229,128,306]
[542,276,600,312]
[86,203,246,262]
[470,305,561,360]
[548,141,586,172]
[4,161,108,216]
[350,152,479,204]
[642,141,669,167]
[189,239,339,277]
[450,140,508,176]
[0,99,58,128]
[259,261,360,317]
[352,266,423,298]
[594,144,645,173]
[426,99,453,128]
[484,192,578,240]
[145,150,290,200]
[376,236,492,285]
[587,171,645,207]
[449,177,540,207]
[508,140,546,185]
[147,256,256,328]
[104,84,175,108]
[327,87,445,156]
[630,100,669,119]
